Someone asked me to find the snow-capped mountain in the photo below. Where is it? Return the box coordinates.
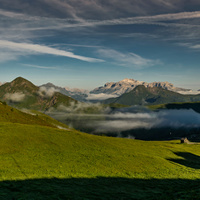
[90,78,190,96]
[40,78,193,102]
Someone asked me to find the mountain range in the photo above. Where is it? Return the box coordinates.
[103,85,200,106]
[0,77,200,110]
[91,78,190,96]
[0,77,77,111]
[41,78,193,101]
[40,82,89,102]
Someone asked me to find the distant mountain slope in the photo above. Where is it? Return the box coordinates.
[41,82,89,102]
[40,78,192,102]
[148,101,200,114]
[91,78,190,96]
[103,85,200,106]
[0,77,77,111]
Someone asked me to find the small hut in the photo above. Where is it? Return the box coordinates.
[180,137,189,144]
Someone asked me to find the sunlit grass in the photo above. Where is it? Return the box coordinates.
[0,122,200,181]
[1,102,200,199]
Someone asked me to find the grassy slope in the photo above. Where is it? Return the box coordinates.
[0,103,200,199]
[0,102,69,129]
[0,123,200,199]
[1,122,200,180]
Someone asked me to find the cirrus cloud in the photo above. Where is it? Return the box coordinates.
[97,48,160,68]
[0,40,104,63]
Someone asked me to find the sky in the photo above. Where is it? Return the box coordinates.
[0,0,200,90]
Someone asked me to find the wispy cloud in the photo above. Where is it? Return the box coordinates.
[0,8,26,19]
[178,43,200,50]
[86,93,119,100]
[97,49,160,68]
[22,64,58,70]
[56,44,103,48]
[83,11,200,28]
[0,40,104,62]
[0,0,199,21]
[1,6,200,45]
[2,5,200,31]
[189,44,200,49]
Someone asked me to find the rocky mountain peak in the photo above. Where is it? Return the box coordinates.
[90,78,189,96]
[3,77,38,93]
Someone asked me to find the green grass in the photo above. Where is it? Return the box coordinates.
[0,122,200,199]
[1,103,200,199]
[0,102,70,129]
[2,124,200,180]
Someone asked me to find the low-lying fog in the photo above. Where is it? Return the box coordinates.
[47,104,200,140]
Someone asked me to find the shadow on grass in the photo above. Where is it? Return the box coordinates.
[168,152,200,169]
[1,177,200,200]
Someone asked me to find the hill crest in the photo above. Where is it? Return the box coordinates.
[0,77,77,111]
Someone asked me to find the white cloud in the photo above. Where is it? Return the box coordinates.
[38,86,58,98]
[0,40,104,62]
[86,93,119,100]
[94,120,152,133]
[0,7,200,65]
[189,44,200,49]
[23,64,58,70]
[4,92,25,102]
[49,101,109,114]
[0,8,30,19]
[178,43,200,51]
[2,6,200,31]
[97,49,160,68]
[54,11,200,29]
[0,51,21,62]
[0,7,200,50]
[176,90,200,95]
[92,109,200,133]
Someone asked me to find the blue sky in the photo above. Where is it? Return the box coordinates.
[0,0,200,90]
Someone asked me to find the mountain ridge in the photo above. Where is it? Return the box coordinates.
[41,78,192,101]
[91,78,191,96]
[0,77,77,111]
[103,85,200,106]
[41,82,89,102]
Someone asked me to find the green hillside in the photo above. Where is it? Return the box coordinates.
[0,77,77,111]
[0,104,200,199]
[0,101,69,129]
[104,85,200,106]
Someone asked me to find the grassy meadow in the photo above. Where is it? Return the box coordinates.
[0,102,200,199]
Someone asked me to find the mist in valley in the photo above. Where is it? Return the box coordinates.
[47,103,200,140]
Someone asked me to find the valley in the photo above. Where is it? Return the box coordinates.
[1,77,200,141]
[1,2,200,199]
[0,77,200,199]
